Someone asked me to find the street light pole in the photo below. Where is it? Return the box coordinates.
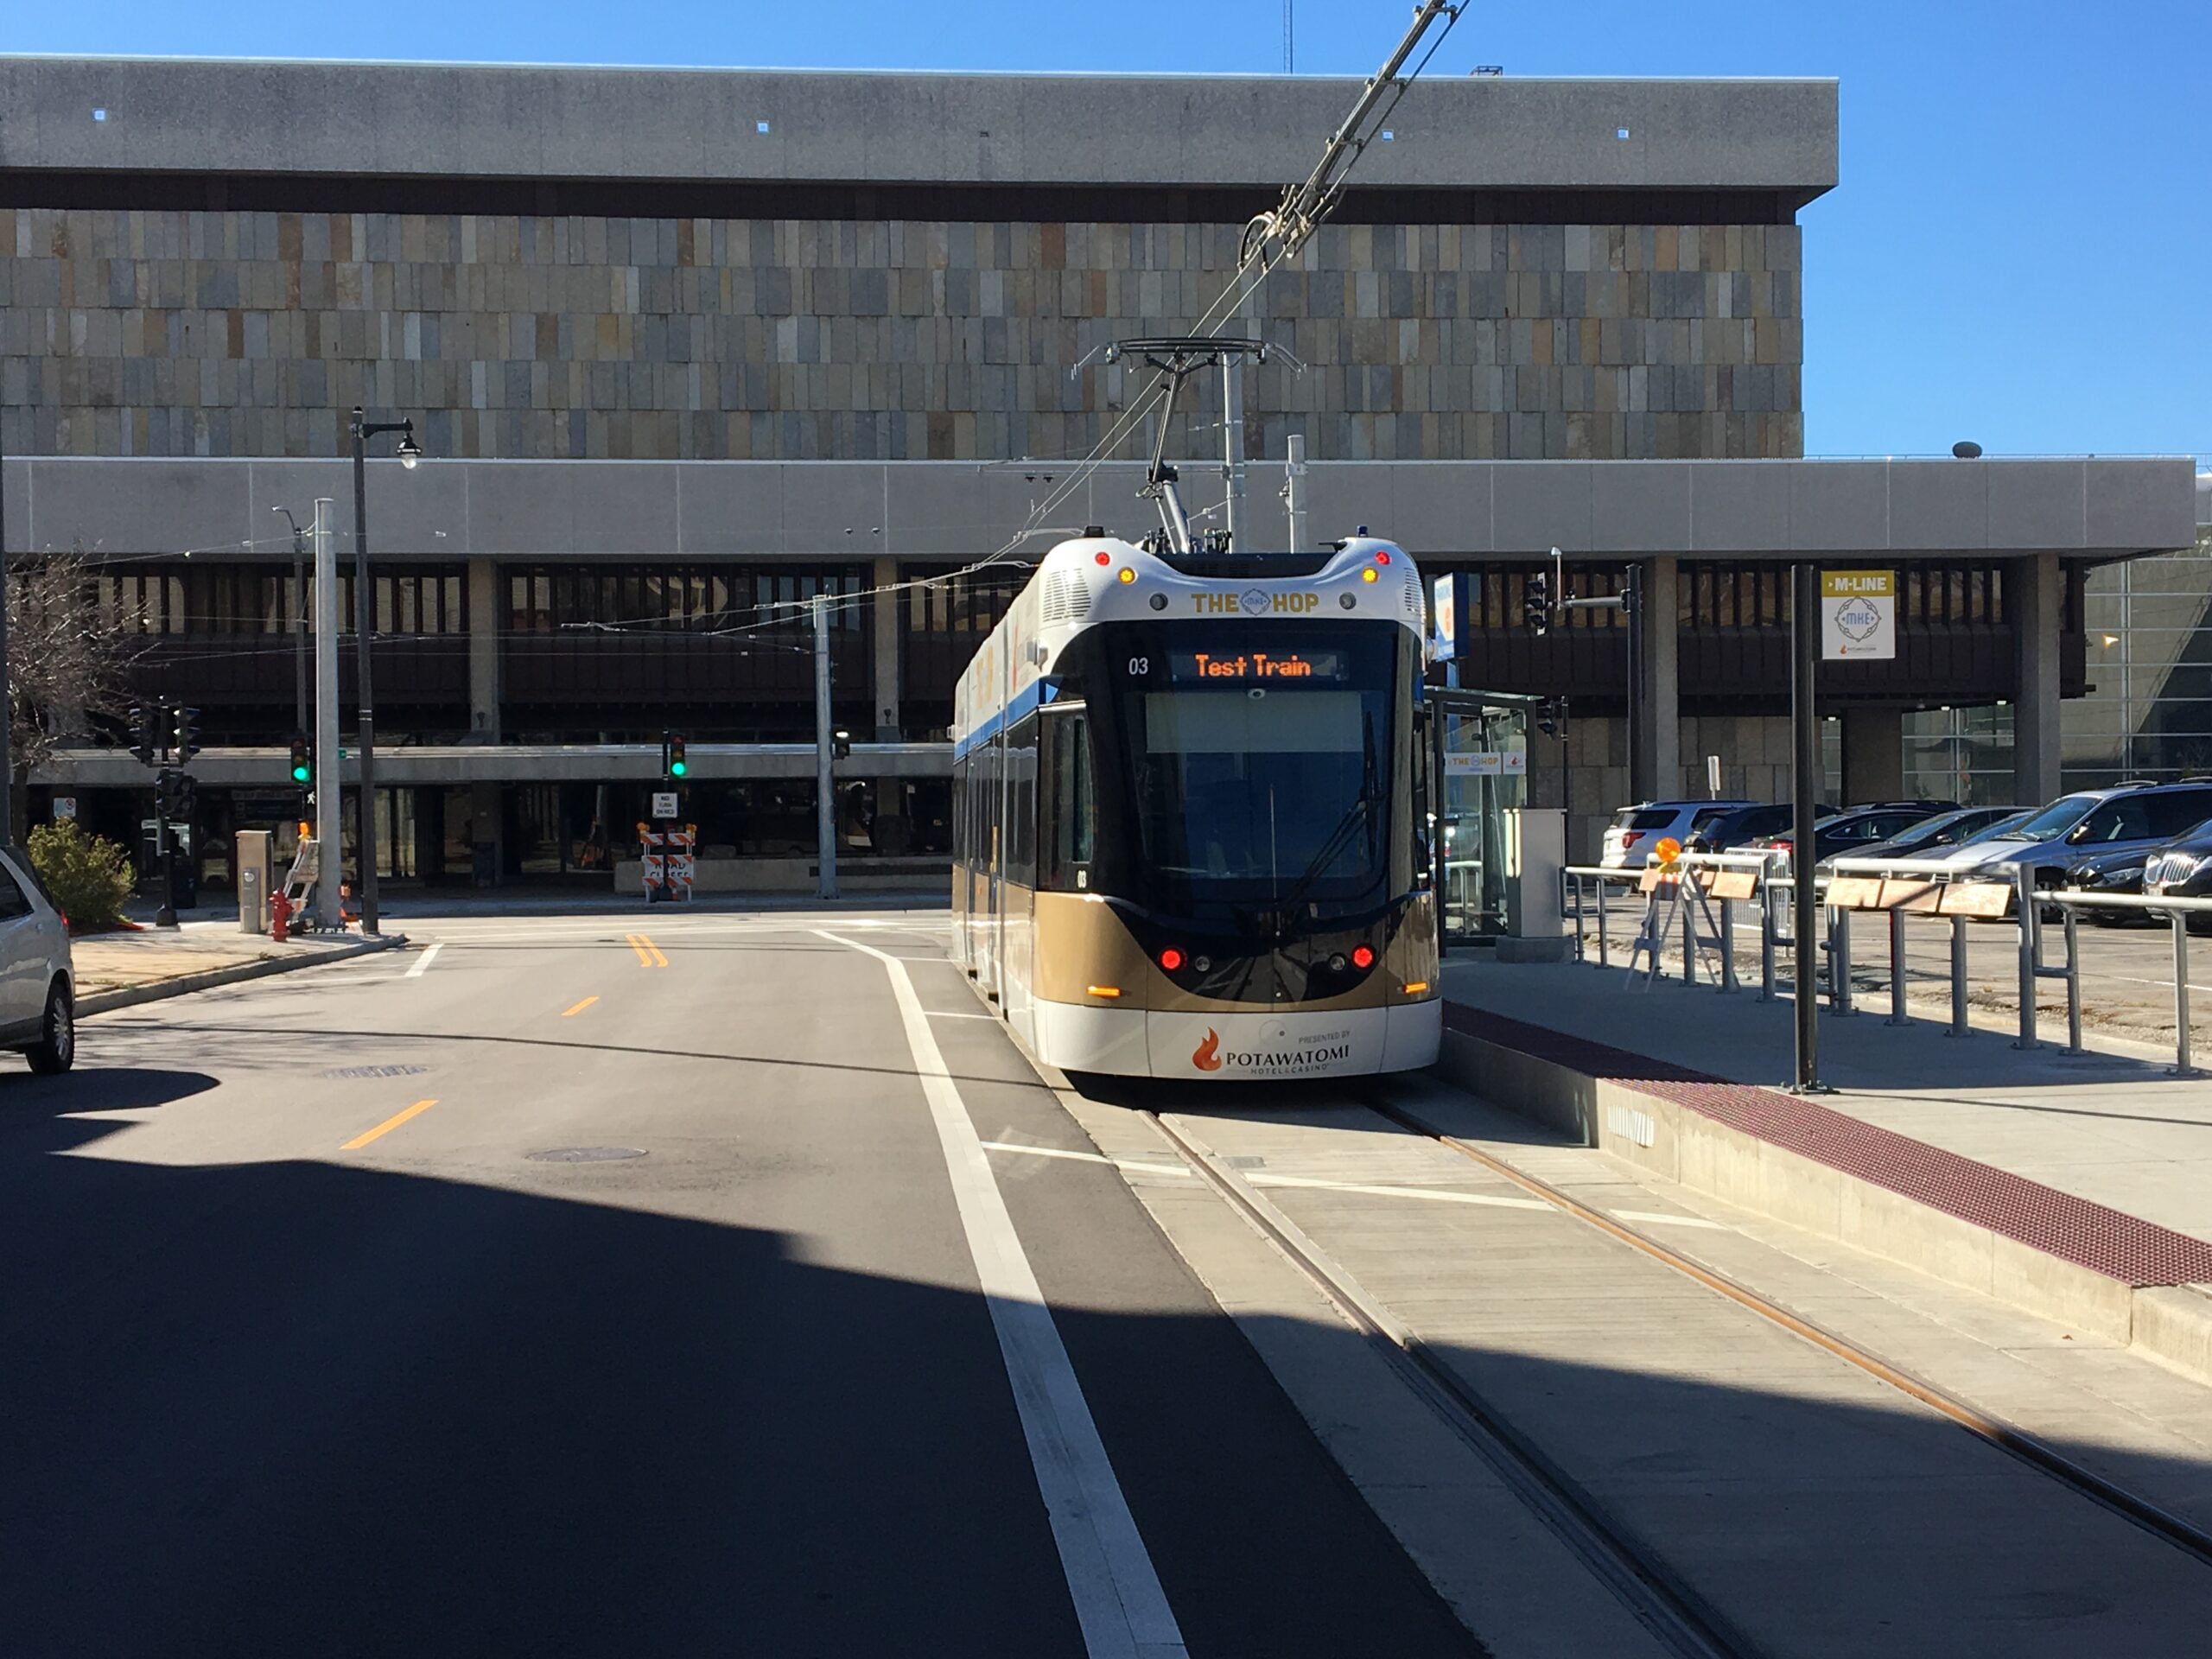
[348,406,422,937]
[812,594,840,901]
[313,499,342,932]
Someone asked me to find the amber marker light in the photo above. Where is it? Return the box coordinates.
[1360,567,1379,583]
[1087,985,1123,998]
[1402,980,1430,995]
[1117,567,1136,584]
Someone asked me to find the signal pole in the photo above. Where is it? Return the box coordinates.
[0,418,11,842]
[812,594,839,900]
[313,499,342,931]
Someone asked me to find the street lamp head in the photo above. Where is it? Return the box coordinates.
[397,434,423,470]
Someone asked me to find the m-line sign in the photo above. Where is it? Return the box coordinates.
[1821,569,1896,661]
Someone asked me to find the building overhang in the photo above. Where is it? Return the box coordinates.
[32,741,951,790]
[0,58,1837,206]
[5,455,2196,568]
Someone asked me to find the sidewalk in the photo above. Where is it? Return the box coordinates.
[1435,948,2212,1382]
[71,920,392,1012]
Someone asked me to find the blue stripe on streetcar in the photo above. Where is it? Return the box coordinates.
[953,678,1052,760]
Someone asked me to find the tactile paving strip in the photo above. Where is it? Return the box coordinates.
[1444,1001,2212,1288]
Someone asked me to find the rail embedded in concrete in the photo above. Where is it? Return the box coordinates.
[1558,849,2209,1079]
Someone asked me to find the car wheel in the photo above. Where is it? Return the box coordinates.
[26,984,74,1076]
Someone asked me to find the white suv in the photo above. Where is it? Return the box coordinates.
[0,845,74,1075]
[1601,800,1757,868]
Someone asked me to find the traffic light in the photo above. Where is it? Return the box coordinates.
[831,728,852,761]
[172,704,202,763]
[289,732,313,785]
[1522,572,1551,635]
[664,732,688,779]
[129,705,159,766]
[154,768,194,820]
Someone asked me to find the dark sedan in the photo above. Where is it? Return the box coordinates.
[2063,844,2155,926]
[2143,823,2212,932]
[1684,801,1837,854]
[1756,803,1955,865]
[1817,804,2024,872]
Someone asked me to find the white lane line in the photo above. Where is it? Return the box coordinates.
[816,931,1185,1659]
[979,1140,1728,1230]
[982,1141,1189,1178]
[404,943,443,978]
[1612,1208,1729,1231]
[928,1010,999,1020]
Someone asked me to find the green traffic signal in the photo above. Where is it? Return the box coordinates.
[291,762,312,784]
[670,760,687,777]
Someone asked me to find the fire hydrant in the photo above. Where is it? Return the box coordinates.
[270,888,292,943]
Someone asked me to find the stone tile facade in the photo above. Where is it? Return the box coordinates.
[1,207,1803,462]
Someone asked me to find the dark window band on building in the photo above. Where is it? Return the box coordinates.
[92,564,468,636]
[502,566,867,633]
[0,169,1802,226]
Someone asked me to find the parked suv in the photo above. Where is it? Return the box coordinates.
[1601,800,1756,868]
[0,845,74,1075]
[1926,781,2212,889]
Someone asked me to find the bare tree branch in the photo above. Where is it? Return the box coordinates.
[6,548,150,772]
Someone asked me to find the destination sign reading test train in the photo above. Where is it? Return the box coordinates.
[1821,570,1897,660]
[1170,649,1348,683]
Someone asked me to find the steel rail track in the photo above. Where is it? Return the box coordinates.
[1363,1091,2212,1575]
[1141,1107,1764,1659]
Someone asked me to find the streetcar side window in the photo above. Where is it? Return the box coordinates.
[1044,709,1096,891]
[1007,715,1039,888]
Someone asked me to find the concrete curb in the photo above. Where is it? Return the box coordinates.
[74,935,405,1017]
[1434,1021,2212,1388]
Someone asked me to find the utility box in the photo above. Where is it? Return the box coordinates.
[235,830,274,934]
[1498,807,1572,963]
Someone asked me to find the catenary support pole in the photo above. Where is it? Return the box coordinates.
[1790,561,1821,1090]
[813,595,839,901]
[1222,349,1248,550]
[314,499,343,931]
[349,416,381,934]
[1283,432,1307,552]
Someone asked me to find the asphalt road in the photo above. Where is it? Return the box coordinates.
[0,909,1478,1659]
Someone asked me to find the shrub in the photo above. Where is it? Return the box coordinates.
[26,819,137,931]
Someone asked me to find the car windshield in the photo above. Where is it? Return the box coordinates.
[2006,796,2100,843]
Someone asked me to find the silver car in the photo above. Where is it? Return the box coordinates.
[0,845,74,1075]
[1923,782,2212,890]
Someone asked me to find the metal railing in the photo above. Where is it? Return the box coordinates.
[1557,850,2209,1078]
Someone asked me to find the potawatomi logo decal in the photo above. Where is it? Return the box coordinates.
[1192,1029,1224,1072]
[1190,1024,1354,1074]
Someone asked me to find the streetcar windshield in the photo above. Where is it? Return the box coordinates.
[1109,626,1399,905]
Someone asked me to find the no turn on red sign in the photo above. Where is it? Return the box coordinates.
[1821,570,1896,660]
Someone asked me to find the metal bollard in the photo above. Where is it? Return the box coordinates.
[1759,874,1777,1002]
[1887,907,1910,1027]
[1681,881,1697,987]
[1828,905,1855,1014]
[1948,913,1971,1038]
[1719,897,1738,995]
[1571,872,1586,964]
[1597,877,1610,969]
[2174,911,2198,1078]
[2059,906,2084,1055]
[2012,864,2039,1051]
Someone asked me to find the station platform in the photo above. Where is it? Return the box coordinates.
[1433,950,2212,1384]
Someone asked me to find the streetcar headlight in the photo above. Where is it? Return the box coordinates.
[1327,953,1347,971]
[1192,956,1211,972]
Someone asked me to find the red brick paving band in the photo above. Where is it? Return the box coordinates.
[1442,1001,2212,1289]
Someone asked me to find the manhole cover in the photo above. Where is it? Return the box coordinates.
[320,1064,430,1080]
[525,1147,648,1163]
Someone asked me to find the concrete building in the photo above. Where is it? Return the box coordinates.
[0,56,2199,888]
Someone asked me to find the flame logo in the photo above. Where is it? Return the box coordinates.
[1192,1028,1224,1071]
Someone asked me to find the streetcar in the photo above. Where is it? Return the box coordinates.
[950,531,1440,1079]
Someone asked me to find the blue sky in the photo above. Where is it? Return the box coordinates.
[14,2,2207,463]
